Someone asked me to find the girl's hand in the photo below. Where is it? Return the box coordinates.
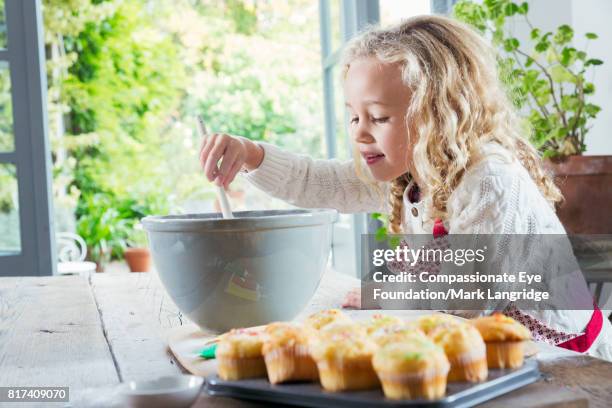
[342,287,361,309]
[342,284,382,309]
[199,133,264,189]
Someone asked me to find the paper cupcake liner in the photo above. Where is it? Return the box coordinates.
[375,363,450,382]
[446,345,488,382]
[376,373,448,400]
[449,344,487,364]
[316,357,379,391]
[485,341,525,369]
[263,344,318,384]
[448,357,488,382]
[217,355,267,380]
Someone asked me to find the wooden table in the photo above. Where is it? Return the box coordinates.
[1,264,612,407]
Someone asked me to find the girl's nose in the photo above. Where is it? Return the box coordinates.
[353,124,375,144]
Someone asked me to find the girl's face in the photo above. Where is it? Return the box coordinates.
[343,57,413,182]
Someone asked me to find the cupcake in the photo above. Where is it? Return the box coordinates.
[304,308,351,331]
[417,313,461,335]
[262,322,318,384]
[429,324,488,382]
[373,336,450,400]
[216,327,267,380]
[361,314,403,336]
[308,321,379,391]
[370,323,427,347]
[470,313,531,369]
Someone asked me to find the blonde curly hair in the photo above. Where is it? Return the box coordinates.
[341,15,562,233]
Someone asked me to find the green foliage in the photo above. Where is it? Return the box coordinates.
[0,68,16,221]
[180,0,324,155]
[61,1,187,190]
[42,0,189,265]
[76,193,130,263]
[226,0,258,35]
[453,0,603,157]
[371,212,401,249]
[0,164,16,213]
[0,68,13,152]
[127,224,148,248]
[76,192,165,262]
[42,0,325,263]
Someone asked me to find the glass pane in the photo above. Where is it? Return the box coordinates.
[332,63,351,160]
[329,0,342,53]
[0,63,13,151]
[380,0,431,26]
[0,163,21,255]
[0,1,6,49]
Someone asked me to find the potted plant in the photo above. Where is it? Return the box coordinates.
[124,223,151,273]
[76,194,130,272]
[454,0,611,233]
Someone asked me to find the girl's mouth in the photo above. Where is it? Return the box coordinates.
[364,153,385,165]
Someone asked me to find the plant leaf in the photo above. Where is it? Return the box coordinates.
[550,65,575,83]
[585,58,603,66]
[504,3,519,16]
[503,38,520,52]
[535,40,550,53]
[554,24,573,45]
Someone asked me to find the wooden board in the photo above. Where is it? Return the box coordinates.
[167,324,219,377]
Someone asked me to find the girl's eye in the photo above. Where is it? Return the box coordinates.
[349,116,388,124]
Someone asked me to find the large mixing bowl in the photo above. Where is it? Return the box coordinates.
[142,209,337,332]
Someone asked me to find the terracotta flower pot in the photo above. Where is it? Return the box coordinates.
[124,247,151,272]
[544,155,612,234]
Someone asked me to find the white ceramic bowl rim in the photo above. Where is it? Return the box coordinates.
[142,209,338,233]
[121,375,204,396]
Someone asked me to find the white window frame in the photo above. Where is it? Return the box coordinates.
[431,0,458,15]
[319,0,380,277]
[0,0,55,276]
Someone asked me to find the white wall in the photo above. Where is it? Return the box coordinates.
[571,0,612,155]
[510,0,611,155]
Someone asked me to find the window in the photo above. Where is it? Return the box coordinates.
[0,0,55,276]
[319,0,379,277]
[430,0,458,15]
[380,0,431,25]
[319,1,444,277]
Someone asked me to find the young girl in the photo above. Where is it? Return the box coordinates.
[199,15,612,361]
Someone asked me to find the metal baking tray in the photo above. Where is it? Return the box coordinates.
[206,359,540,407]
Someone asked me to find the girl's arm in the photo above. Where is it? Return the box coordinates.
[242,142,389,214]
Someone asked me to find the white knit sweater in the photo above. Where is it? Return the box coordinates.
[242,141,612,361]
